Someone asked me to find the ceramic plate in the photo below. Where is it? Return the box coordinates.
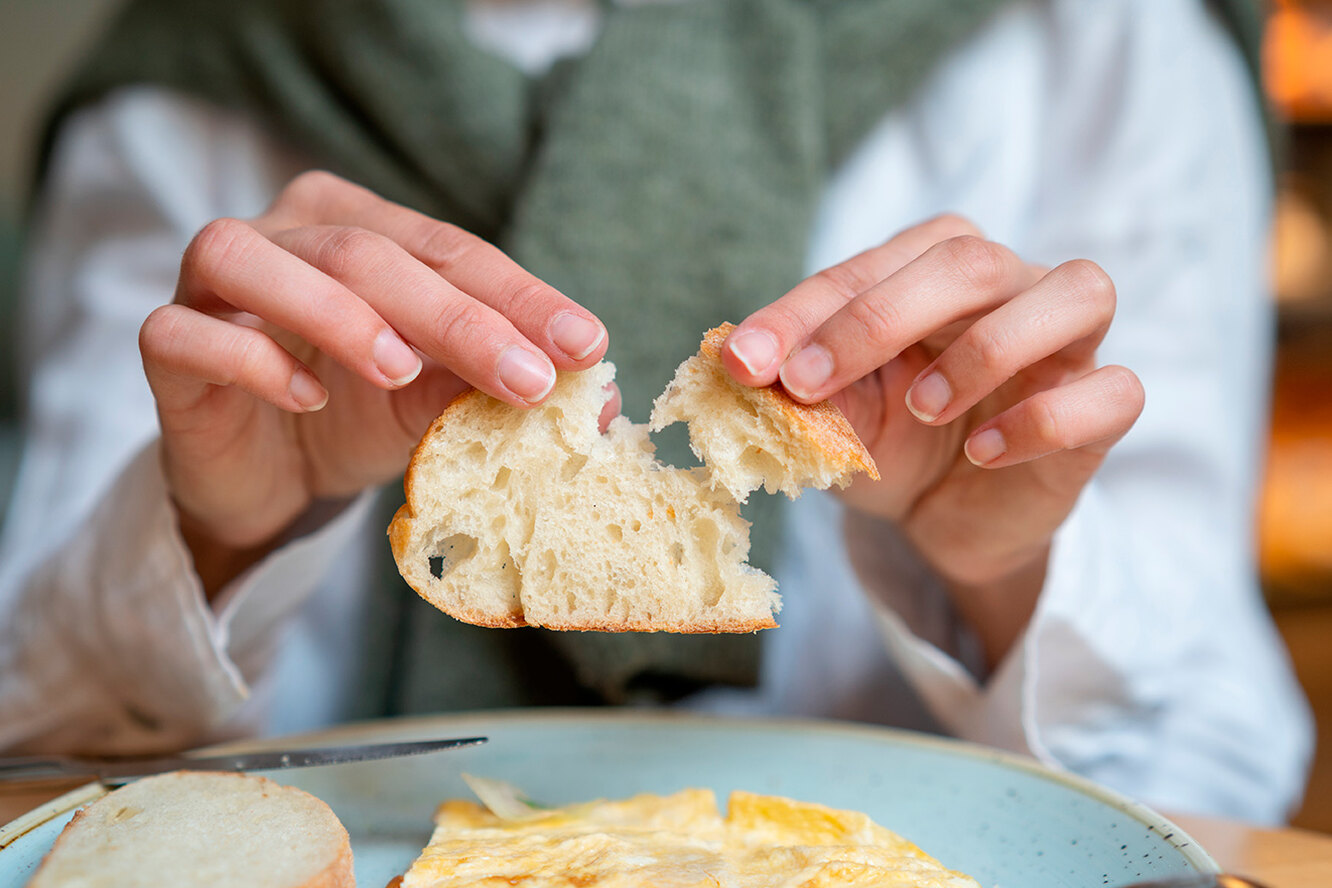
[0,710,1216,887]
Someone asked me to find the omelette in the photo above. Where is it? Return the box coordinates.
[398,782,980,887]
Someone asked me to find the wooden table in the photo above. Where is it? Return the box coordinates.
[3,783,1330,886]
[1168,812,1332,888]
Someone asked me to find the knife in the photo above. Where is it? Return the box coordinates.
[1117,877,1268,888]
[0,736,486,785]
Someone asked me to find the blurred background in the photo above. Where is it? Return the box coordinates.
[0,0,1330,831]
[0,0,123,515]
[1262,0,1332,835]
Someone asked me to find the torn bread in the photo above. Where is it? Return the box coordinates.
[650,322,879,502]
[29,771,354,888]
[388,324,877,633]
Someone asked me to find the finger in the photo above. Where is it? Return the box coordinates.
[724,214,984,385]
[390,364,475,444]
[270,224,558,406]
[140,304,328,414]
[777,236,1043,403]
[261,171,607,366]
[904,259,1117,425]
[179,218,423,390]
[963,364,1145,469]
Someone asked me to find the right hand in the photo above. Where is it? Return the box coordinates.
[139,171,608,592]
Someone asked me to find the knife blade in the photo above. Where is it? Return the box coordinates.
[0,736,486,785]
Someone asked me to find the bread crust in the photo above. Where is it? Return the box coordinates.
[389,325,876,634]
[699,323,879,482]
[390,389,531,629]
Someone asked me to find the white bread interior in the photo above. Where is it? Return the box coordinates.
[389,324,877,633]
[29,771,354,888]
[651,323,879,502]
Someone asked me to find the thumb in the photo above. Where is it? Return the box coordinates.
[828,353,922,448]
[393,365,472,442]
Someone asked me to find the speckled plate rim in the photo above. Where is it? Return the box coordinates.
[0,782,105,852]
[0,708,1221,873]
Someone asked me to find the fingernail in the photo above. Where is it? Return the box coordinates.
[373,328,422,386]
[779,344,833,400]
[290,368,328,411]
[906,372,951,422]
[965,428,1007,466]
[550,312,605,361]
[727,329,779,376]
[499,346,556,402]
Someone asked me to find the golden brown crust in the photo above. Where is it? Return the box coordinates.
[33,804,91,877]
[416,595,775,634]
[527,614,777,633]
[387,502,414,565]
[432,602,528,629]
[703,323,880,482]
[391,387,517,624]
[308,843,356,888]
[389,327,854,634]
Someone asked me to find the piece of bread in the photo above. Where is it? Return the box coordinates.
[388,324,877,633]
[650,323,879,502]
[29,771,355,888]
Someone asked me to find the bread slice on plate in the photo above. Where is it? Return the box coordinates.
[28,771,354,888]
[388,323,877,633]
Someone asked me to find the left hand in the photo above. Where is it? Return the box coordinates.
[722,215,1143,651]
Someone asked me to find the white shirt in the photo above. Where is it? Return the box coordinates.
[0,0,1313,823]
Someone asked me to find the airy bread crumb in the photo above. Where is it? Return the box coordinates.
[389,324,877,633]
[651,323,879,502]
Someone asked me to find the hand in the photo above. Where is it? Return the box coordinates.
[722,215,1144,662]
[139,171,608,595]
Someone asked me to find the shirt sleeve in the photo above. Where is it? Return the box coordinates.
[845,0,1313,823]
[0,87,372,754]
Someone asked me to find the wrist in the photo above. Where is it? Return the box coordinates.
[174,507,278,602]
[172,495,356,602]
[940,547,1048,671]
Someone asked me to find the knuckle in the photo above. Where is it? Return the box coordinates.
[940,235,1014,291]
[1103,365,1146,415]
[922,212,983,241]
[431,299,490,354]
[747,300,825,343]
[843,293,903,346]
[502,276,560,315]
[277,169,346,209]
[1028,393,1071,450]
[964,321,1016,373]
[312,226,387,279]
[813,262,877,301]
[183,218,254,283]
[416,221,478,273]
[138,304,185,354]
[1059,259,1116,312]
[227,328,270,386]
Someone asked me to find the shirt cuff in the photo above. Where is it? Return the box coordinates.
[18,441,247,750]
[18,440,375,751]
[870,479,1312,822]
[865,487,1125,766]
[210,485,376,687]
